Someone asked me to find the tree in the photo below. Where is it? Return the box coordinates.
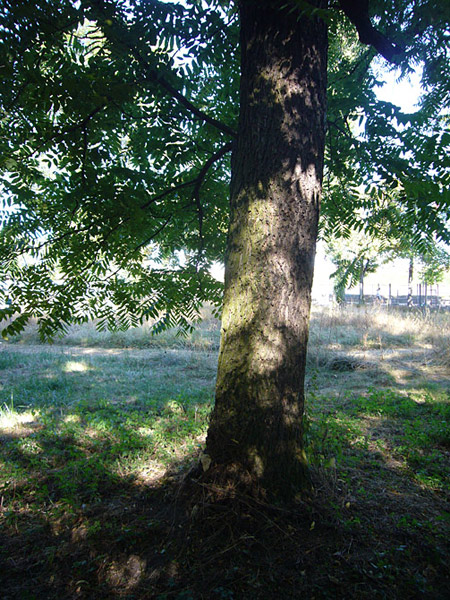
[325,195,450,305]
[205,0,328,494]
[419,246,450,286]
[1,0,449,497]
[326,229,388,303]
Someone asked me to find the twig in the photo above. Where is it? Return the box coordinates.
[26,104,105,160]
[190,141,234,254]
[99,215,172,282]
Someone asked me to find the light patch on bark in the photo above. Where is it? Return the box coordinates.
[248,446,265,477]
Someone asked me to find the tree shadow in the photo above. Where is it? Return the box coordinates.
[1,334,448,598]
[2,443,449,599]
[1,383,449,599]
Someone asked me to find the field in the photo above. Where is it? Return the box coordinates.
[0,306,449,599]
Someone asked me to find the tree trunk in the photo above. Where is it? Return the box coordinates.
[408,256,414,287]
[205,0,328,498]
[359,259,369,305]
[407,256,414,307]
[359,264,364,305]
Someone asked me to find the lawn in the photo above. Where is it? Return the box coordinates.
[0,306,449,599]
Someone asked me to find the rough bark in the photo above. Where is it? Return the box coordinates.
[205,0,328,498]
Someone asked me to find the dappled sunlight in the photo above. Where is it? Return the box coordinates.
[0,386,207,597]
[137,426,154,436]
[76,347,128,356]
[84,425,109,439]
[104,554,147,591]
[0,327,448,599]
[16,436,43,457]
[0,408,39,433]
[64,414,81,424]
[307,384,449,496]
[135,461,167,484]
[63,360,91,373]
[0,310,447,600]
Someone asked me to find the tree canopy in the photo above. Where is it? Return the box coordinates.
[0,0,449,339]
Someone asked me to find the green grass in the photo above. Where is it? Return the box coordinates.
[1,308,449,511]
[0,306,449,599]
[0,347,216,512]
[305,386,450,492]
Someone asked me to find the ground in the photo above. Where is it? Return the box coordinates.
[0,306,449,599]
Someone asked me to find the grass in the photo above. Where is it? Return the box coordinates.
[0,305,449,599]
[0,346,216,502]
[5,304,222,351]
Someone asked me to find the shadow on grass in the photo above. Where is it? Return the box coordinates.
[0,342,449,598]
[306,387,450,490]
[0,396,199,600]
[1,401,449,599]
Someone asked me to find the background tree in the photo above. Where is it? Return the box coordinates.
[419,246,450,286]
[325,193,450,304]
[326,229,389,303]
[0,0,449,497]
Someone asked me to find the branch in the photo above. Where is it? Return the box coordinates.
[190,141,234,252]
[338,0,404,64]
[140,141,233,212]
[27,104,105,159]
[23,223,93,256]
[136,53,237,138]
[328,119,358,142]
[83,0,236,138]
[191,141,234,201]
[100,216,172,282]
[81,126,88,186]
[16,141,232,277]
[139,179,196,212]
[89,141,232,273]
[6,81,31,111]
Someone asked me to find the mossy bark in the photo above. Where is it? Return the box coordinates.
[205,0,328,498]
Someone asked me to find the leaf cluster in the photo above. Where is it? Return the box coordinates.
[0,0,238,337]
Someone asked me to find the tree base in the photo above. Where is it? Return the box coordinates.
[188,457,311,503]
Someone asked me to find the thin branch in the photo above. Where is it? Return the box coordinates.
[16,141,232,279]
[81,126,88,185]
[140,141,233,212]
[27,104,105,159]
[191,141,234,202]
[100,216,172,282]
[6,81,31,111]
[190,141,234,253]
[139,179,196,211]
[83,0,236,138]
[129,49,237,138]
[328,119,358,142]
[23,223,93,255]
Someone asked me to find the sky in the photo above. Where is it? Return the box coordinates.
[374,65,423,112]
